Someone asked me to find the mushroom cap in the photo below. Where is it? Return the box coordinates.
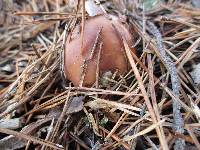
[64,15,135,87]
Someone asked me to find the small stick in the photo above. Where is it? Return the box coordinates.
[30,17,77,24]
[79,27,102,87]
[14,12,79,16]
[147,22,185,150]
[95,42,103,88]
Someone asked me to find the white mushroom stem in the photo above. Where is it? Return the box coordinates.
[85,0,105,16]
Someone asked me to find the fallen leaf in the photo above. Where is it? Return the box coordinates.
[66,96,84,114]
[192,0,200,9]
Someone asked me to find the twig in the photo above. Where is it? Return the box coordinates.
[147,22,185,150]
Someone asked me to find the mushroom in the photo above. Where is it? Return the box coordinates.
[64,0,136,87]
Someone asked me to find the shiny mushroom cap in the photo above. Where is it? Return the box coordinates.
[64,15,136,87]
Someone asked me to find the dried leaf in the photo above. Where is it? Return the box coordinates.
[66,96,84,114]
[0,135,26,150]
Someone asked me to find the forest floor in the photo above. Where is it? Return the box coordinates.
[0,0,200,150]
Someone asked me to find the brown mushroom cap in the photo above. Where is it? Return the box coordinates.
[64,15,136,87]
